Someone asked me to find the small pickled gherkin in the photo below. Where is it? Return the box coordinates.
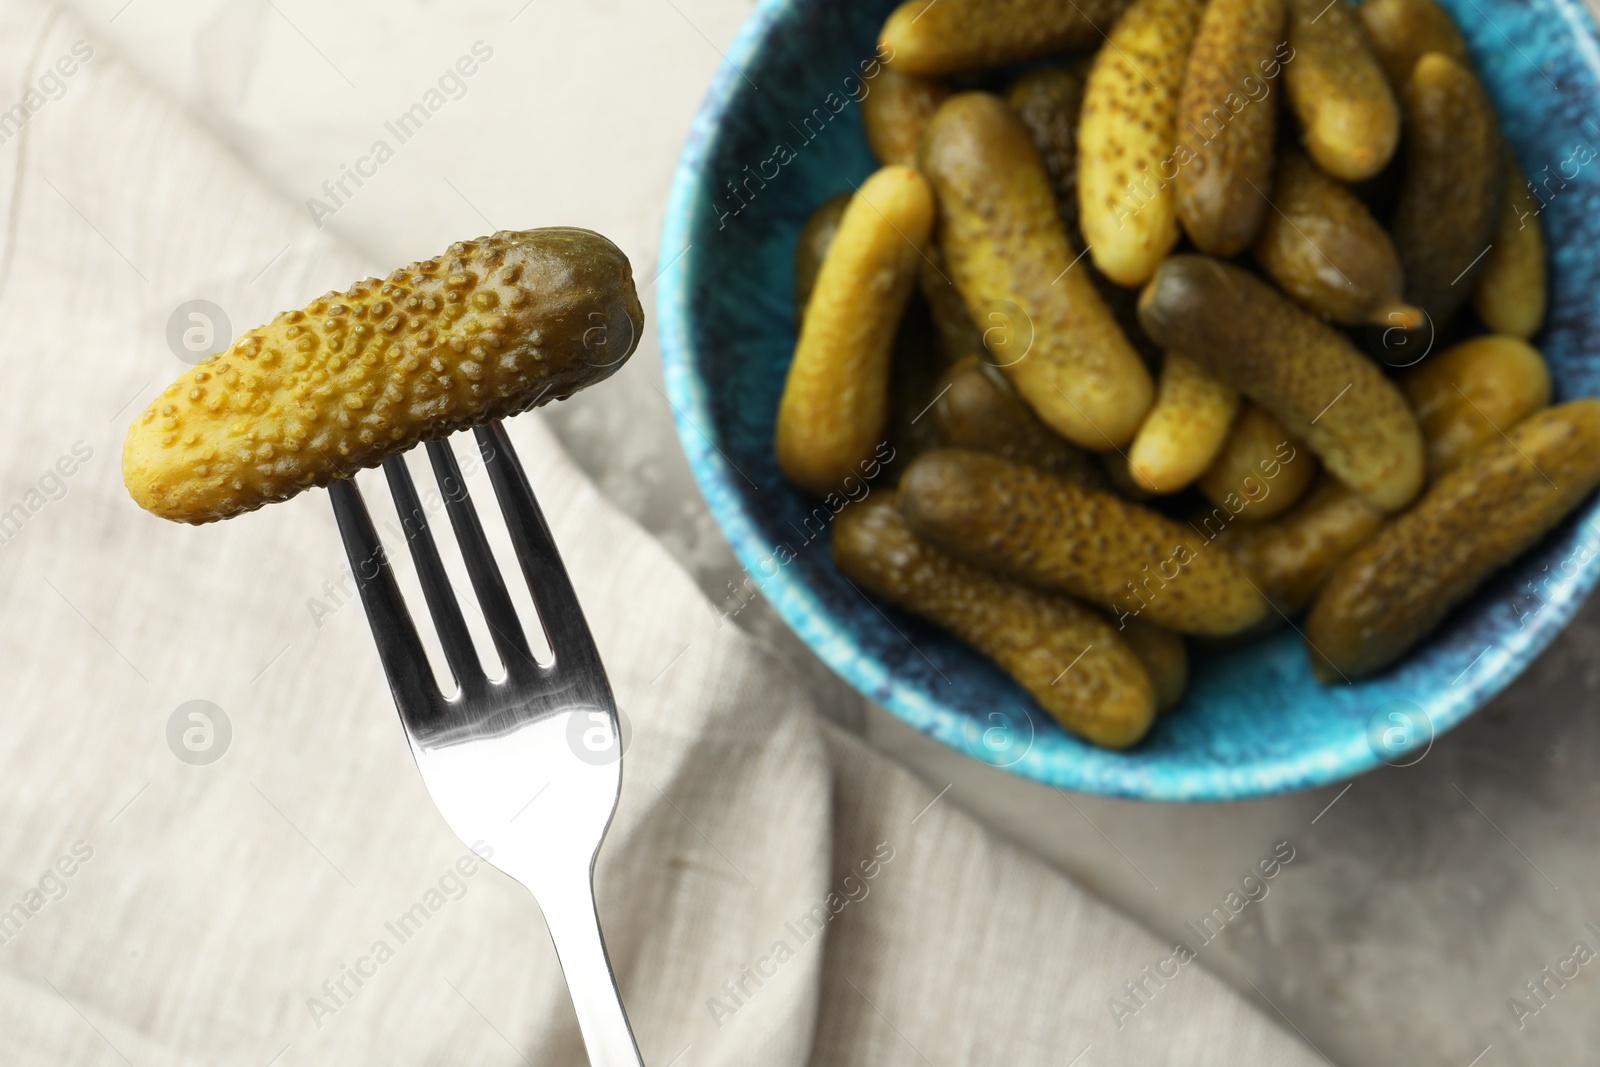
[777,166,935,497]
[1252,150,1421,327]
[1355,0,1469,88]
[1175,0,1284,256]
[864,68,951,168]
[834,497,1158,748]
[1282,0,1399,181]
[1392,53,1503,330]
[1305,400,1600,679]
[880,0,1132,76]
[124,228,644,524]
[1126,353,1240,493]
[1076,0,1206,285]
[898,448,1269,636]
[1138,255,1425,513]
[921,93,1153,450]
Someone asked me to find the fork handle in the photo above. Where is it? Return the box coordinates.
[536,867,645,1067]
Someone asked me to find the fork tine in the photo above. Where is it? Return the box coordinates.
[475,422,605,676]
[382,454,486,697]
[425,438,537,675]
[329,478,441,707]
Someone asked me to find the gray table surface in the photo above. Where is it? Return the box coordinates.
[62,0,1600,1062]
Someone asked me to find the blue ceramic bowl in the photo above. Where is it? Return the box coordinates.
[659,0,1600,800]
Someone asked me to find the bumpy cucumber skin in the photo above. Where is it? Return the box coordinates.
[834,497,1157,748]
[125,228,642,524]
[778,166,934,497]
[898,449,1269,636]
[1252,150,1408,325]
[1077,0,1207,286]
[1305,401,1600,680]
[1393,53,1502,329]
[1137,255,1425,512]
[921,93,1153,450]
[1175,0,1284,256]
[795,189,942,484]
[1283,0,1399,181]
[881,0,1132,76]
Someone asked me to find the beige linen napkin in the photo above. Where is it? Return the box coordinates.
[0,3,1323,1063]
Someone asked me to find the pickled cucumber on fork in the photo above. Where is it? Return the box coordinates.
[834,497,1158,748]
[124,228,644,524]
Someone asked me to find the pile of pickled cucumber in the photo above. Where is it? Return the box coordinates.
[775,0,1600,749]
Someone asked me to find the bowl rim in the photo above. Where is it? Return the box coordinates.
[657,0,1600,801]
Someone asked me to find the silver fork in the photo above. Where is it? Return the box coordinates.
[329,420,644,1067]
